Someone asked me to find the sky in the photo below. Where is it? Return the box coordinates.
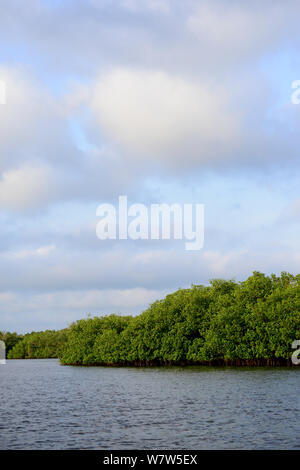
[1,0,300,333]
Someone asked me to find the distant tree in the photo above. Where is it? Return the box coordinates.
[0,331,23,357]
[7,329,69,359]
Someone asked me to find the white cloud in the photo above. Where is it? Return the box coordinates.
[1,0,300,333]
[0,165,55,211]
[186,2,292,64]
[56,287,164,311]
[11,244,56,260]
[0,287,168,332]
[0,66,71,171]
[90,67,240,166]
[202,250,234,274]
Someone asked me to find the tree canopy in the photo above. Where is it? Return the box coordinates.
[58,272,300,366]
[7,329,68,359]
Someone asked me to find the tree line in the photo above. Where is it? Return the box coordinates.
[5,272,300,366]
[3,329,68,359]
[0,331,23,357]
[60,271,300,366]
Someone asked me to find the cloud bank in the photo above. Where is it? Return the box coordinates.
[0,0,300,331]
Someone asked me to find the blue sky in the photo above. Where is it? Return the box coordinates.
[1,0,300,332]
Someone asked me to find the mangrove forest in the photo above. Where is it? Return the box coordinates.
[5,272,300,366]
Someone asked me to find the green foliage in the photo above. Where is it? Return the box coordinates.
[7,329,69,359]
[5,272,299,364]
[0,331,23,357]
[60,315,133,365]
[59,272,300,366]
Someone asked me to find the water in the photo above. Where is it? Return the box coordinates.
[0,359,299,450]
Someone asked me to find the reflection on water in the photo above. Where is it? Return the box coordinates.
[0,359,299,449]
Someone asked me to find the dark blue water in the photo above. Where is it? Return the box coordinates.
[0,359,299,449]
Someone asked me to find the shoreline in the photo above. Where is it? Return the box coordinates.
[60,358,296,367]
